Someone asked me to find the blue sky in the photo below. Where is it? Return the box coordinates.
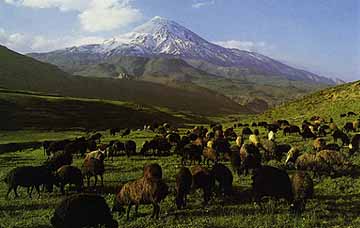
[0,0,358,81]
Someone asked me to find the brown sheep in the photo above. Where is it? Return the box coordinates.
[290,171,314,214]
[240,144,261,175]
[55,165,83,195]
[202,147,219,166]
[191,165,214,205]
[81,158,104,187]
[112,177,169,220]
[143,163,163,180]
[211,163,233,195]
[175,167,192,209]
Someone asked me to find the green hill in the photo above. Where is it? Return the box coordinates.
[0,45,248,116]
[261,80,360,123]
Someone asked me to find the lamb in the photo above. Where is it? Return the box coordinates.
[112,177,169,220]
[191,165,214,205]
[211,163,233,195]
[251,165,293,207]
[55,165,83,195]
[51,193,118,228]
[143,163,163,180]
[5,165,54,199]
[175,167,192,209]
[81,158,105,187]
[290,171,314,214]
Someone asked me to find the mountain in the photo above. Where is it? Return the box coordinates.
[261,80,360,122]
[0,45,249,117]
[29,16,336,85]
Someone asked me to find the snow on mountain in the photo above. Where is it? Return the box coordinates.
[28,16,336,85]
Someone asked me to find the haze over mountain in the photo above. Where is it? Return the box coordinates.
[29,16,336,85]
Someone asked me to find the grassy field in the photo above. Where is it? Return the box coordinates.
[1,124,360,228]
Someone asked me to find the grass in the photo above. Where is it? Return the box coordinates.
[1,125,360,228]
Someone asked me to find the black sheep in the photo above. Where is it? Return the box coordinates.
[51,193,118,228]
[332,129,350,146]
[5,165,54,199]
[191,165,214,205]
[211,163,233,195]
[124,140,136,157]
[175,167,192,209]
[252,165,293,206]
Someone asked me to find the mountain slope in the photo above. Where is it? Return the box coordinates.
[261,80,360,122]
[0,45,249,116]
[29,16,335,85]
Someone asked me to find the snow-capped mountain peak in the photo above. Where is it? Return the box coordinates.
[29,16,337,85]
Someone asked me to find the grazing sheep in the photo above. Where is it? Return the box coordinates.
[51,193,118,228]
[349,134,360,155]
[211,163,233,195]
[181,143,202,165]
[240,144,262,175]
[313,138,326,152]
[252,165,293,206]
[340,113,347,118]
[242,127,253,136]
[112,177,169,220]
[267,124,280,133]
[348,111,357,116]
[290,171,314,213]
[44,151,73,172]
[301,126,316,140]
[203,147,219,165]
[47,139,71,156]
[124,140,136,157]
[263,140,291,161]
[84,149,106,162]
[5,165,54,199]
[55,165,83,195]
[283,125,301,136]
[175,167,192,209]
[109,127,120,136]
[191,165,214,205]
[344,122,355,133]
[143,163,163,180]
[81,158,105,187]
[43,140,54,157]
[108,140,125,161]
[332,129,350,146]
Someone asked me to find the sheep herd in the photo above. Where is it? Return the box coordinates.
[3,113,360,227]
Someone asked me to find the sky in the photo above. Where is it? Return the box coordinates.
[0,0,359,81]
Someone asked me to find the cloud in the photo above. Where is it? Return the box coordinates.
[214,40,270,52]
[0,28,104,53]
[79,0,142,32]
[192,0,215,8]
[3,0,142,32]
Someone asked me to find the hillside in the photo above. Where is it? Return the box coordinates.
[0,45,248,116]
[261,80,360,122]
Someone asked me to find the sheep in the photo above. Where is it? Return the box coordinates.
[89,132,102,142]
[44,151,73,172]
[283,125,301,136]
[240,143,261,175]
[242,127,253,136]
[353,120,360,130]
[300,126,316,140]
[349,134,360,155]
[343,122,355,133]
[84,149,106,162]
[181,143,202,165]
[175,167,192,209]
[263,140,291,161]
[313,138,326,152]
[51,193,118,228]
[107,140,125,161]
[81,158,105,187]
[290,171,314,214]
[109,127,120,136]
[55,165,83,195]
[332,129,350,146]
[230,145,241,176]
[112,177,169,220]
[4,165,54,199]
[202,147,219,166]
[251,165,293,207]
[348,111,357,116]
[191,165,214,205]
[124,140,136,157]
[143,163,162,180]
[211,163,233,196]
[285,148,350,176]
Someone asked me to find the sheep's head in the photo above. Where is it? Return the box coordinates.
[285,148,300,165]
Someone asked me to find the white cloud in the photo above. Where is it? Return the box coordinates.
[79,0,142,32]
[0,28,104,53]
[3,0,142,32]
[214,40,269,52]
[192,0,215,8]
